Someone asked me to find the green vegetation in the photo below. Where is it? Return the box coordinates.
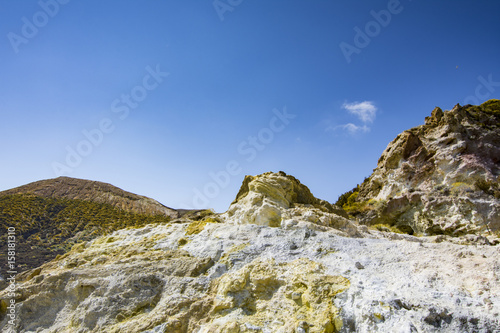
[335,176,372,205]
[341,192,367,213]
[335,186,359,208]
[0,194,171,271]
[335,177,380,216]
[475,179,500,199]
[477,99,500,116]
[335,179,375,216]
[464,99,500,128]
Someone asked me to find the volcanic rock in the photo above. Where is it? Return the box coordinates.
[2,101,500,332]
[1,170,500,332]
[352,100,500,237]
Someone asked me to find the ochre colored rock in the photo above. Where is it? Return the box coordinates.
[354,100,500,236]
[222,171,359,237]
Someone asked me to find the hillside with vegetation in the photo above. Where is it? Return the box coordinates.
[0,193,173,272]
[0,177,180,272]
[0,176,178,218]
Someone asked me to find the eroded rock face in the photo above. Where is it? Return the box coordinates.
[354,100,500,236]
[2,98,500,333]
[2,220,499,332]
[208,258,349,332]
[221,172,360,237]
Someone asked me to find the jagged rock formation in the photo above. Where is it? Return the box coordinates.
[2,100,500,332]
[350,100,500,237]
[221,172,360,237]
[2,171,500,332]
[0,177,178,218]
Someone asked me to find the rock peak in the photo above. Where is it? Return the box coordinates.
[349,100,500,236]
[231,171,320,207]
[2,103,500,333]
[223,171,353,234]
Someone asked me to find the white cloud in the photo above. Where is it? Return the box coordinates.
[324,100,377,136]
[342,101,377,123]
[336,123,370,135]
[326,123,370,135]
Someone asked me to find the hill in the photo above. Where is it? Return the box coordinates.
[0,177,178,271]
[0,176,178,218]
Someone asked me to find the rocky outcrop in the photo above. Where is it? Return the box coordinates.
[2,214,499,332]
[221,171,360,237]
[351,100,500,236]
[2,170,500,332]
[2,100,500,332]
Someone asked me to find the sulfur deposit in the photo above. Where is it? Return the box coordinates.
[1,171,499,332]
[1,101,500,332]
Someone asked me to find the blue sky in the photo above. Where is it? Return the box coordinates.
[1,0,499,212]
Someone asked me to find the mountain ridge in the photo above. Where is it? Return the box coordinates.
[0,177,180,272]
[2,166,499,331]
[0,176,178,218]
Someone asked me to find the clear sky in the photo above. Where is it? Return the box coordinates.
[1,0,499,212]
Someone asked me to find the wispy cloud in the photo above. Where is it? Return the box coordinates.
[326,100,377,136]
[342,101,377,123]
[328,123,370,135]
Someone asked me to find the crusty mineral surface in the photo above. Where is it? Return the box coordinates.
[2,100,500,333]
[2,171,500,332]
[354,100,500,236]
[221,171,359,237]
